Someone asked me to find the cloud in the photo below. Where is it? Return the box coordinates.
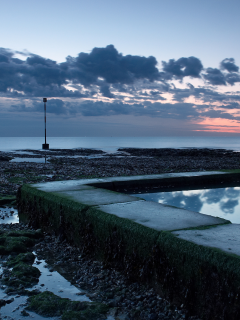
[9,99,201,119]
[66,44,160,86]
[219,102,240,109]
[0,49,70,96]
[203,60,240,86]
[220,58,239,73]
[25,54,67,87]
[225,72,240,85]
[0,45,161,98]
[204,189,225,204]
[99,84,114,98]
[159,192,203,213]
[201,108,239,120]
[162,56,203,79]
[1,46,240,102]
[11,99,67,115]
[225,188,240,198]
[1,46,240,123]
[220,199,239,214]
[33,99,67,115]
[8,96,240,123]
[171,85,240,104]
[67,100,204,119]
[203,68,226,85]
[0,54,9,63]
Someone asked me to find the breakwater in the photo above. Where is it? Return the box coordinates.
[17,171,240,319]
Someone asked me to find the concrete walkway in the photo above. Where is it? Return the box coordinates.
[31,170,240,249]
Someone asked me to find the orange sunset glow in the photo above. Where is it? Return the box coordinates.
[195,118,240,133]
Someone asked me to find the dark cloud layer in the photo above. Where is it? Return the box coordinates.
[10,98,240,122]
[12,99,200,118]
[1,46,240,123]
[0,45,161,98]
[1,45,239,101]
[10,99,67,115]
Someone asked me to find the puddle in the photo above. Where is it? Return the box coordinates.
[9,151,38,156]
[0,207,18,224]
[0,208,92,319]
[10,154,106,163]
[53,154,106,159]
[32,255,90,302]
[10,158,49,163]
[131,186,240,223]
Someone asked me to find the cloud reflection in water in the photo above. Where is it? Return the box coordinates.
[136,187,240,224]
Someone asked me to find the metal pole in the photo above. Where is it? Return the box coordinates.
[44,101,47,145]
[42,98,49,149]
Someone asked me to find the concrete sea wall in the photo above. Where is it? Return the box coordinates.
[17,172,240,319]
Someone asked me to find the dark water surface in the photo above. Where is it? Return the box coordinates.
[131,186,240,224]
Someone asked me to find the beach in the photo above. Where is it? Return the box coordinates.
[0,147,239,320]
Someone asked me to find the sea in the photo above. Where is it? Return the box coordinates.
[0,136,240,153]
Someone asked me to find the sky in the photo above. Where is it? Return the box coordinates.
[1,0,240,137]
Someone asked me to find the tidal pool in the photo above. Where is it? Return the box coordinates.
[0,207,18,224]
[0,254,90,320]
[0,212,115,320]
[130,186,240,223]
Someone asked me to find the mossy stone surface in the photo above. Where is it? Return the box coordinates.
[0,230,41,255]
[26,291,109,319]
[0,231,42,289]
[12,262,40,279]
[3,262,40,288]
[4,236,34,253]
[0,232,38,254]
[6,252,35,267]
[0,195,16,206]
[7,230,43,239]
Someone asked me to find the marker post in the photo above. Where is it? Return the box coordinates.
[42,98,49,149]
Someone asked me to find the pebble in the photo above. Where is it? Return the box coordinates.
[31,232,202,320]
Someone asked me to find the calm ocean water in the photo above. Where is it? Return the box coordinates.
[0,136,240,153]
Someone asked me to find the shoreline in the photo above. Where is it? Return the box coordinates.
[1,147,240,199]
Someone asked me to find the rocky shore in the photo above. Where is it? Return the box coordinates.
[1,147,240,198]
[0,147,240,320]
[0,222,196,320]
